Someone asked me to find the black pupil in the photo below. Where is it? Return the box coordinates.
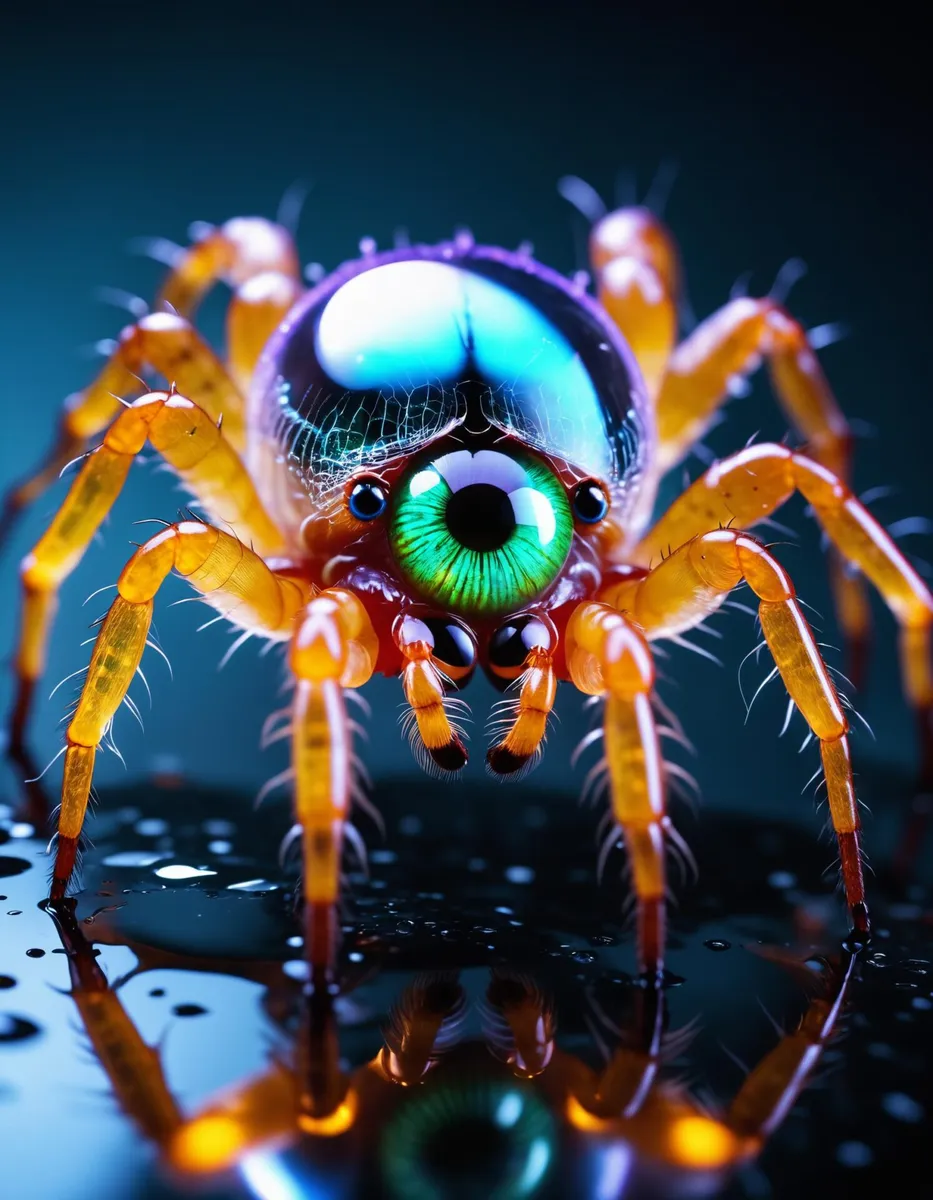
[445,484,515,552]
[573,481,607,522]
[421,1117,516,1197]
[350,480,385,519]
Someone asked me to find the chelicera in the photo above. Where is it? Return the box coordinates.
[4,197,931,987]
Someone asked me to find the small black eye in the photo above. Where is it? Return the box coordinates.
[571,479,609,524]
[420,615,477,689]
[486,614,555,691]
[348,476,388,520]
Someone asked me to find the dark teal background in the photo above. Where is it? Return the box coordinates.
[1,3,931,838]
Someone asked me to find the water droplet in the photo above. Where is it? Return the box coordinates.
[172,1003,207,1018]
[912,997,932,1010]
[9,823,34,839]
[767,870,796,889]
[882,1092,924,1122]
[0,976,16,990]
[571,951,597,964]
[396,920,414,936]
[370,849,396,865]
[494,906,513,916]
[155,864,217,880]
[348,952,364,963]
[704,939,732,952]
[202,819,235,837]
[283,960,308,981]
[589,935,616,947]
[836,1141,873,1167]
[7,911,22,917]
[25,949,44,959]
[134,818,169,836]
[208,839,232,855]
[0,1015,40,1043]
[149,988,166,998]
[227,878,277,891]
[287,935,303,948]
[505,865,535,885]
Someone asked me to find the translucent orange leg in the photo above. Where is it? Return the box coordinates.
[634,443,933,782]
[587,206,682,399]
[565,602,669,979]
[49,521,309,899]
[46,899,184,1144]
[608,530,873,939]
[394,614,469,772]
[575,974,666,1121]
[10,390,283,770]
[727,950,856,1144]
[290,589,378,991]
[0,314,249,555]
[47,897,310,1168]
[225,270,303,394]
[652,296,869,679]
[157,216,301,319]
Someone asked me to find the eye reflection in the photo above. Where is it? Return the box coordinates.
[381,1076,555,1200]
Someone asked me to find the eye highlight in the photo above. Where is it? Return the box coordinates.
[388,448,573,617]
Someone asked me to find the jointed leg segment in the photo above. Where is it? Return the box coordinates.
[289,589,378,987]
[157,216,301,319]
[606,528,871,937]
[11,391,283,765]
[650,296,869,671]
[50,521,309,898]
[634,442,933,780]
[565,603,669,978]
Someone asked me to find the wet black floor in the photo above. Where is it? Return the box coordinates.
[2,770,932,1200]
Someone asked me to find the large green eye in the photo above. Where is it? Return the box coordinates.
[388,447,573,616]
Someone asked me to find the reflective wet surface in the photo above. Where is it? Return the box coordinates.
[2,771,932,1199]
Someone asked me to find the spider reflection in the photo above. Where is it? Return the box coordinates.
[46,899,855,1199]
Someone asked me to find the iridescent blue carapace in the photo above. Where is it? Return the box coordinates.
[252,243,650,511]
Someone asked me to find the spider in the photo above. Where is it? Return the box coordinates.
[47,896,856,1194]
[4,191,932,987]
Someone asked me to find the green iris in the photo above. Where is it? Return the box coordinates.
[381,1077,555,1200]
[388,447,573,616]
